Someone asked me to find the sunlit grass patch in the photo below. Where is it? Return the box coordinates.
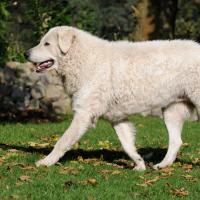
[0,115,200,200]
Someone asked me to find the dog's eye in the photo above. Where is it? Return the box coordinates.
[44,42,50,46]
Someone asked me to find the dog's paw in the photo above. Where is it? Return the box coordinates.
[133,163,146,171]
[153,163,168,170]
[35,158,56,167]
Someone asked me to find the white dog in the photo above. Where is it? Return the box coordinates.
[25,26,199,170]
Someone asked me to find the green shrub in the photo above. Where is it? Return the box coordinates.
[0,1,9,66]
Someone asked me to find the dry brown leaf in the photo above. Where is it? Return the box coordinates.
[77,156,84,162]
[73,142,79,150]
[182,143,190,147]
[11,163,36,170]
[41,134,60,143]
[19,175,31,182]
[111,170,122,175]
[86,178,98,185]
[182,175,198,182]
[138,123,145,128]
[99,169,122,175]
[182,164,193,171]
[0,152,19,165]
[87,196,96,200]
[0,158,4,165]
[172,162,182,167]
[60,167,81,175]
[8,149,19,153]
[160,167,174,175]
[170,187,189,197]
[105,162,124,169]
[99,169,111,174]
[49,134,60,142]
[10,194,20,199]
[137,176,161,187]
[20,165,36,170]
[77,157,104,166]
[192,158,200,164]
[28,142,50,148]
[98,140,112,149]
[80,178,98,186]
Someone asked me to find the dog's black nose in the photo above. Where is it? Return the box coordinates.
[24,50,30,59]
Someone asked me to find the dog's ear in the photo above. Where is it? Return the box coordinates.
[57,28,76,54]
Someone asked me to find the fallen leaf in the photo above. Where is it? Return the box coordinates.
[0,152,19,165]
[138,123,145,128]
[41,134,60,143]
[105,162,124,169]
[28,142,50,148]
[137,176,161,187]
[8,149,19,153]
[0,158,4,165]
[192,158,200,164]
[80,178,98,186]
[182,175,198,182]
[77,156,84,162]
[98,140,112,149]
[99,169,122,175]
[19,165,36,170]
[60,167,81,175]
[49,134,60,142]
[11,163,36,171]
[170,187,189,197]
[182,164,193,171]
[86,178,98,185]
[87,196,96,200]
[83,158,103,166]
[172,162,182,167]
[19,175,31,182]
[182,143,190,147]
[10,194,20,199]
[73,142,79,150]
[159,167,174,176]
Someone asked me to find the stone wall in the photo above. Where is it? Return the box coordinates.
[0,62,71,119]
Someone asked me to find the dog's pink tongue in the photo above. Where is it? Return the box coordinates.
[39,61,50,68]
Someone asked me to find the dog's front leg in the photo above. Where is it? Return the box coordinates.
[36,112,92,167]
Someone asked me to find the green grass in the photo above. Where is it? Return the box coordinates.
[0,115,200,200]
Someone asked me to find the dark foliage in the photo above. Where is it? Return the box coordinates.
[1,0,200,63]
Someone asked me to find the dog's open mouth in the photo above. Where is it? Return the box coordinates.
[35,59,54,73]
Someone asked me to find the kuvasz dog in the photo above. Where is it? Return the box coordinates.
[25,26,200,170]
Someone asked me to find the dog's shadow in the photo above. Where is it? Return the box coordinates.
[0,143,196,168]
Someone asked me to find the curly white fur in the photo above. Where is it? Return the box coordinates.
[28,26,198,170]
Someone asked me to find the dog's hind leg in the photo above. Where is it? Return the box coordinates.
[114,121,146,170]
[153,102,193,169]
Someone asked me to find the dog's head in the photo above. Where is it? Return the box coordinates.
[24,26,76,73]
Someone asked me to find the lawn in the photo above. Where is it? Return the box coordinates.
[0,115,200,200]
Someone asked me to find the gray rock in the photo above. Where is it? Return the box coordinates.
[11,86,25,101]
[52,98,72,114]
[45,85,61,101]
[31,83,46,99]
[0,62,71,116]
[29,99,40,110]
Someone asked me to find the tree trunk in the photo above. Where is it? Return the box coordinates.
[132,0,178,41]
